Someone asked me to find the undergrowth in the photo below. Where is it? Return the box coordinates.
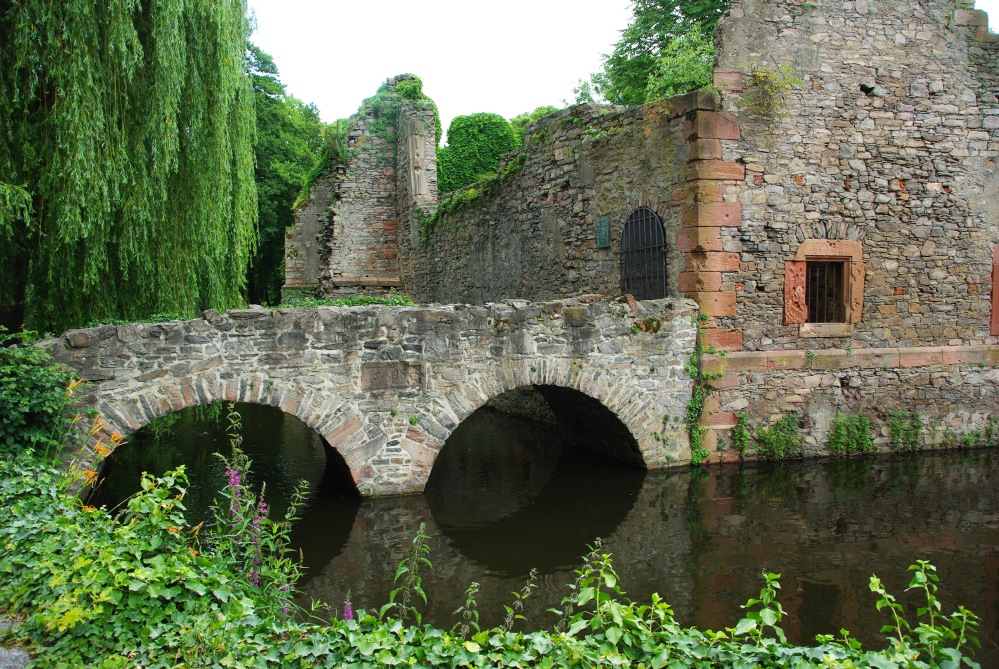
[0,336,986,667]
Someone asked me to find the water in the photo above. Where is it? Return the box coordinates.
[96,403,999,664]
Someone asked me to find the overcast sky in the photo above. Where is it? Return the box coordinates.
[246,0,999,142]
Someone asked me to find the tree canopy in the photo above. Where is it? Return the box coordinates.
[594,0,728,106]
[246,45,326,306]
[437,113,517,195]
[0,0,257,332]
[510,106,559,145]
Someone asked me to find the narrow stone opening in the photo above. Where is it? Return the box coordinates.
[805,260,846,323]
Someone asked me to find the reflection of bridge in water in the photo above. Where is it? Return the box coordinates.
[44,297,697,496]
[295,444,999,664]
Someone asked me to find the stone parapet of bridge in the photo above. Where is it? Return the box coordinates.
[43,297,699,496]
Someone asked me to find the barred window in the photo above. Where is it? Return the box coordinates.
[620,207,668,300]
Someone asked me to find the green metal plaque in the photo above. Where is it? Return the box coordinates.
[595,216,611,248]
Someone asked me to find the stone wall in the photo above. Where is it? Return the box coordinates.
[284,76,439,300]
[398,99,696,303]
[46,297,699,496]
[687,0,999,461]
[706,0,998,351]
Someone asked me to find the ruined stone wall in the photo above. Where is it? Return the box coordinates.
[678,0,999,462]
[399,100,696,304]
[318,113,401,295]
[705,0,998,351]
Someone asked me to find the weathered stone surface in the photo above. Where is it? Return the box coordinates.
[42,298,699,496]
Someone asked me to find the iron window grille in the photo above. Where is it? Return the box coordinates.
[620,207,668,300]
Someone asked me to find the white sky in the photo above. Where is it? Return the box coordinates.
[247,0,999,142]
[246,0,632,138]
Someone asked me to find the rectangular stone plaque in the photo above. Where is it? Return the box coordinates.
[361,362,423,391]
[595,216,610,248]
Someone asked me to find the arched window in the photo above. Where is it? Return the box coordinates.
[620,207,668,300]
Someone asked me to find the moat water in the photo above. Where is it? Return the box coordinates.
[94,403,999,664]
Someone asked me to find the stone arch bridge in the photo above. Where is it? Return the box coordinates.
[44,297,697,496]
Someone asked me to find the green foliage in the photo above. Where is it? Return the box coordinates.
[744,64,803,130]
[0,340,984,666]
[826,411,875,456]
[644,27,716,100]
[510,106,559,144]
[437,113,518,194]
[755,414,803,460]
[379,522,432,625]
[887,410,925,452]
[732,411,750,458]
[278,290,415,309]
[0,330,74,458]
[0,0,257,332]
[595,0,729,105]
[247,45,327,306]
[868,561,980,665]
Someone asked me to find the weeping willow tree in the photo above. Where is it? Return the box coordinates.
[0,0,257,332]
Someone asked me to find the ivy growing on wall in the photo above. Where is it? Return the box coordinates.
[437,113,518,194]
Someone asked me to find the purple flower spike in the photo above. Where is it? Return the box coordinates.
[343,599,353,621]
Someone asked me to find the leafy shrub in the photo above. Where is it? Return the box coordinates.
[755,414,802,460]
[644,27,715,100]
[0,330,74,457]
[437,113,517,194]
[887,410,924,452]
[826,411,875,456]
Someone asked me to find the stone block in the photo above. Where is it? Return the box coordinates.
[860,348,900,369]
[687,111,741,140]
[690,291,736,316]
[324,414,363,450]
[713,71,744,92]
[810,349,860,370]
[702,328,743,351]
[899,346,944,368]
[684,252,741,273]
[687,160,746,181]
[707,373,741,390]
[679,271,722,292]
[689,138,723,160]
[361,362,423,390]
[767,351,808,370]
[701,411,737,429]
[676,227,723,252]
[682,201,743,228]
[673,181,725,205]
[717,351,768,372]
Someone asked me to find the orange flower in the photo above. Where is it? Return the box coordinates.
[168,527,178,533]
[189,548,199,557]
[82,505,96,512]
[84,469,98,485]
[94,444,109,457]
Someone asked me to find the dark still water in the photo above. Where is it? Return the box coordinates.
[95,403,999,663]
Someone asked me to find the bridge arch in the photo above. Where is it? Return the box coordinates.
[45,298,698,497]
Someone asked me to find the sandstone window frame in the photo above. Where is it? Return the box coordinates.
[784,239,865,338]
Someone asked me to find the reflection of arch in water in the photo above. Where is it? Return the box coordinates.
[93,401,359,525]
[425,402,645,576]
